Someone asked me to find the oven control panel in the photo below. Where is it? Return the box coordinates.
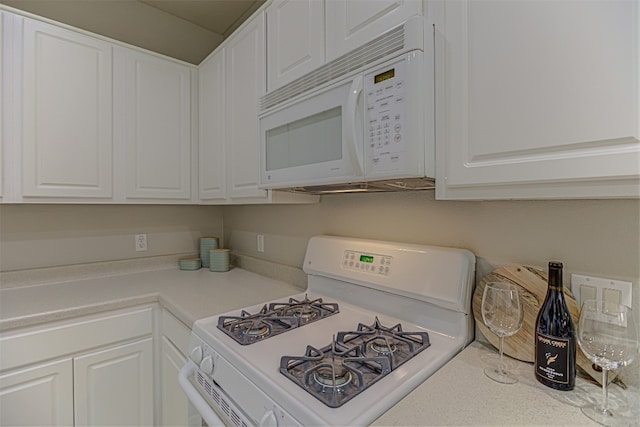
[342,250,393,276]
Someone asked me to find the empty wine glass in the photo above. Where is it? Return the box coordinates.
[481,282,524,384]
[577,299,639,426]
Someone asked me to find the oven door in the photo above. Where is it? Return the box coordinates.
[178,360,225,427]
[259,76,365,189]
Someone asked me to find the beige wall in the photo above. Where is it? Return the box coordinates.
[223,192,640,315]
[0,204,223,271]
[1,196,637,314]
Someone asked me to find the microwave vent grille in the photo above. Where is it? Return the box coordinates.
[261,23,406,111]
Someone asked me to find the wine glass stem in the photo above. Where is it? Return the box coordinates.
[498,336,505,373]
[601,369,609,413]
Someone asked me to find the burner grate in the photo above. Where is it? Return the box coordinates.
[280,318,430,408]
[217,295,339,345]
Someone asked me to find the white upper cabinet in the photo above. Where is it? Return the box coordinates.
[198,49,227,201]
[21,17,113,199]
[199,11,319,205]
[225,11,269,201]
[434,0,640,199]
[325,0,422,62]
[266,0,325,91]
[114,47,192,201]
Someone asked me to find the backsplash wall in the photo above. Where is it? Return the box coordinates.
[1,196,637,316]
[223,192,639,317]
[0,204,223,271]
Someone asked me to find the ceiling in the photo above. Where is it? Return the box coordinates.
[1,0,266,64]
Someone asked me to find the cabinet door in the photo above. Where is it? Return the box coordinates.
[266,0,325,91]
[325,0,421,62]
[160,336,189,427]
[22,17,113,198]
[0,359,73,426]
[0,11,4,201]
[435,0,640,199]
[225,12,269,200]
[198,49,227,201]
[74,338,153,426]
[116,47,192,201]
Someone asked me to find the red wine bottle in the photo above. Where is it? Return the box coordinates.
[534,261,576,390]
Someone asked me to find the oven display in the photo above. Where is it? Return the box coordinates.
[374,68,395,84]
[343,250,392,275]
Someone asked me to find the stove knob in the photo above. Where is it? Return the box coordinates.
[189,346,203,364]
[259,409,278,427]
[200,355,214,376]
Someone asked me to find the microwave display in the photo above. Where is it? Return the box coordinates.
[374,69,395,84]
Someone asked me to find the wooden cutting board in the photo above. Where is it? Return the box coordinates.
[472,265,608,384]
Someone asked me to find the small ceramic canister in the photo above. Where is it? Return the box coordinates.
[209,248,230,272]
[178,257,201,271]
[199,237,219,268]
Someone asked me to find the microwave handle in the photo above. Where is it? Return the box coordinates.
[345,75,364,177]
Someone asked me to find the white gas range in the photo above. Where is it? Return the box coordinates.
[179,236,476,426]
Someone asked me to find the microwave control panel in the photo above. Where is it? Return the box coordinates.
[364,58,406,173]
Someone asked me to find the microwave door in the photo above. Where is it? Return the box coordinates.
[259,78,365,189]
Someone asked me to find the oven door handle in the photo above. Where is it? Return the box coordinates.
[178,361,225,427]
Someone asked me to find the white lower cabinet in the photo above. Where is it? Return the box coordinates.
[0,358,74,426]
[74,338,154,426]
[160,337,188,426]
[0,306,154,427]
[160,309,191,427]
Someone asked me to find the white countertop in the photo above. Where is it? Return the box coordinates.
[0,265,302,331]
[2,262,638,426]
[374,341,639,426]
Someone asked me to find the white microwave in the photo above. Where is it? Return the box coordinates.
[258,16,435,193]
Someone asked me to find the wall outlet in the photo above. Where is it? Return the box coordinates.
[135,234,148,252]
[571,274,632,307]
[257,234,264,253]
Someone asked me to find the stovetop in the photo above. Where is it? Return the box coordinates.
[192,291,466,426]
[188,236,476,426]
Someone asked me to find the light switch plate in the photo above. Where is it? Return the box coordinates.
[571,274,632,308]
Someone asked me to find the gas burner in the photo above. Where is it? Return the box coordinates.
[240,321,270,338]
[217,295,339,345]
[368,337,397,355]
[336,317,431,370]
[312,365,353,388]
[280,318,430,408]
[270,296,339,326]
[281,338,391,408]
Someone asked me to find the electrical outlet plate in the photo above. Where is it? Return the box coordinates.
[135,234,148,252]
[256,234,264,253]
[571,274,632,308]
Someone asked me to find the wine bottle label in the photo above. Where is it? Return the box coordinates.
[535,332,571,384]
